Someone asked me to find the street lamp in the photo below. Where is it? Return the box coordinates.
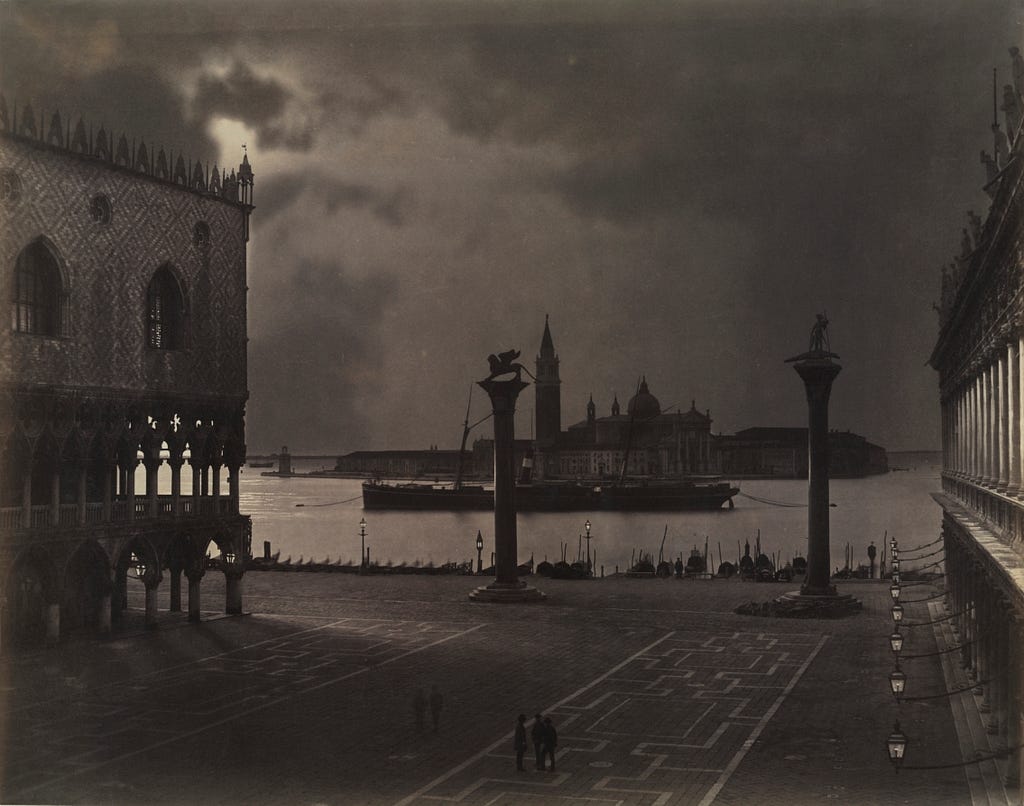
[889,631,904,654]
[892,558,900,573]
[891,603,904,623]
[886,721,908,770]
[584,520,592,576]
[889,664,907,702]
[224,551,236,566]
[476,530,484,573]
[890,582,901,602]
[359,517,367,571]
[133,552,147,580]
[892,570,901,585]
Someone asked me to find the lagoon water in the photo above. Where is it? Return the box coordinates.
[239,452,943,573]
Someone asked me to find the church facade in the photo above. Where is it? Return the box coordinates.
[533,319,719,480]
[0,98,254,650]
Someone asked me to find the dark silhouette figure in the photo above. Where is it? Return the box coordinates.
[867,542,877,580]
[542,716,558,771]
[514,714,527,771]
[531,714,545,770]
[674,558,683,579]
[486,349,526,381]
[429,685,444,732]
[809,313,830,353]
[413,688,427,733]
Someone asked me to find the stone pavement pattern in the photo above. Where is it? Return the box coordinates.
[0,574,973,805]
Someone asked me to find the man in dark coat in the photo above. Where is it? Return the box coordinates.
[542,716,558,771]
[514,714,527,771]
[531,714,545,770]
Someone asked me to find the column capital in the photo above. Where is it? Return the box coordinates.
[143,570,164,590]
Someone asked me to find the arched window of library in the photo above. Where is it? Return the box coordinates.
[146,267,186,350]
[12,239,64,336]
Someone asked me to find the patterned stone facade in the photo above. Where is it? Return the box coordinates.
[0,137,248,396]
[0,101,254,651]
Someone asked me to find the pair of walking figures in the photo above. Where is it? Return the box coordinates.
[514,713,557,771]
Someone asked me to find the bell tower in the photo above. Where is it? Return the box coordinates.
[535,315,561,447]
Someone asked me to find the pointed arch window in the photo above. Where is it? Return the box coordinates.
[146,267,186,350]
[12,240,63,336]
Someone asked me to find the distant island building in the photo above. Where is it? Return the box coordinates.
[334,447,466,477]
[533,318,718,480]
[531,319,886,480]
[718,427,889,478]
[333,317,886,482]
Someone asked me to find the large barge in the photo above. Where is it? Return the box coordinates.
[361,478,738,512]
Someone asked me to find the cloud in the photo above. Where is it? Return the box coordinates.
[191,59,319,151]
[247,258,398,451]
[257,172,408,225]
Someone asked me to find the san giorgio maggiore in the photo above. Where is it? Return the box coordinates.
[335,316,888,482]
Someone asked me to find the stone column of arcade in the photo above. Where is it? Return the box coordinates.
[144,570,162,629]
[470,350,545,603]
[186,561,204,623]
[778,315,860,615]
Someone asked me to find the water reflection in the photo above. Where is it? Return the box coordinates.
[239,454,943,574]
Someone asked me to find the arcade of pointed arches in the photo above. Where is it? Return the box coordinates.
[2,235,249,651]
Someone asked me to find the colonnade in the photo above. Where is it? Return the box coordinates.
[943,338,1024,495]
[944,526,1024,789]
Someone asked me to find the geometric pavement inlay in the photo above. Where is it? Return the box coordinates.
[395,630,828,806]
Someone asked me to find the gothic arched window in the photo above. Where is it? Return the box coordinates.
[146,267,186,350]
[12,240,63,336]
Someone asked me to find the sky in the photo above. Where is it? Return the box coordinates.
[1,0,1021,454]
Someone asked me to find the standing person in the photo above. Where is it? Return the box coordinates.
[531,713,545,770]
[429,684,444,733]
[514,714,527,771]
[413,688,427,733]
[542,716,558,771]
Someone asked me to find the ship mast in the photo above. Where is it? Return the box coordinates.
[454,386,473,491]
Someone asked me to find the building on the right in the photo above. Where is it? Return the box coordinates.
[929,50,1024,790]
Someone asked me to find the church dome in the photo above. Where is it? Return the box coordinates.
[627,377,661,419]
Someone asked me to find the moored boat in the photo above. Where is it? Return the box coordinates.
[361,477,738,511]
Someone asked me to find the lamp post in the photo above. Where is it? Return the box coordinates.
[359,517,367,572]
[891,603,904,623]
[584,520,592,577]
[890,582,901,602]
[889,630,904,654]
[886,721,908,770]
[476,530,484,574]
